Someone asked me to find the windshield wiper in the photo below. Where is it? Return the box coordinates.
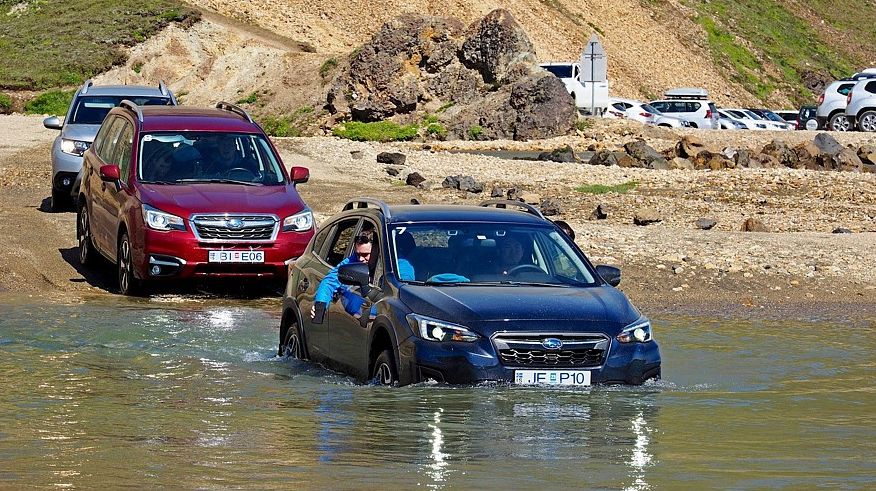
[176,178,258,186]
[469,281,570,287]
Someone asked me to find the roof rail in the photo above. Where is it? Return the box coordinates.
[158,80,168,96]
[80,79,94,95]
[119,99,143,122]
[215,101,253,123]
[343,198,392,218]
[479,199,545,219]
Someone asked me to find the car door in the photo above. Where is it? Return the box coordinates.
[102,120,135,260]
[329,219,384,379]
[297,217,360,361]
[88,116,125,255]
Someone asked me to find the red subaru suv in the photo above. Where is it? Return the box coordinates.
[77,101,314,295]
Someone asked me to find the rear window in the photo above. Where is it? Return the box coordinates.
[866,81,876,94]
[70,96,172,125]
[837,83,855,96]
[542,65,573,78]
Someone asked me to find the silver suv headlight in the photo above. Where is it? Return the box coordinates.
[143,204,185,231]
[407,313,480,342]
[283,209,313,232]
[60,138,90,156]
[616,318,653,343]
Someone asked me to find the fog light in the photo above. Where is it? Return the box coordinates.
[151,265,161,276]
[62,177,72,186]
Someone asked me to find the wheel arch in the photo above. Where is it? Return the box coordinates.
[368,323,397,377]
[279,304,308,358]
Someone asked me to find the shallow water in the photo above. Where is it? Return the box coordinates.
[1,294,874,489]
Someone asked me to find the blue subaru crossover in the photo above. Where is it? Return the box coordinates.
[280,198,661,386]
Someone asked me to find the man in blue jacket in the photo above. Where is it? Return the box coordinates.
[311,230,416,320]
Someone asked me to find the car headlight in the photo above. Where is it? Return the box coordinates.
[283,209,313,232]
[60,139,90,156]
[143,204,185,231]
[407,313,480,342]
[616,318,653,343]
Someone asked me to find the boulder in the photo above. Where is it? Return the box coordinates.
[794,141,821,170]
[406,172,427,187]
[624,140,669,169]
[669,157,694,170]
[741,218,769,232]
[814,133,843,156]
[857,144,876,165]
[695,218,717,230]
[350,150,364,159]
[761,140,798,168]
[519,192,541,204]
[540,198,563,216]
[675,135,707,158]
[490,186,504,197]
[832,227,853,234]
[735,148,751,168]
[633,208,661,226]
[537,145,577,163]
[460,9,536,85]
[590,204,608,220]
[458,175,484,193]
[377,151,407,165]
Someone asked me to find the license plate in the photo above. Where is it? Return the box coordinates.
[514,370,591,386]
[208,250,264,263]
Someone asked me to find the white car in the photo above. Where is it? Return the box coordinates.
[717,110,748,130]
[649,88,719,129]
[607,98,692,128]
[721,109,769,130]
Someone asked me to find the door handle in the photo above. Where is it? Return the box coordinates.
[298,278,309,292]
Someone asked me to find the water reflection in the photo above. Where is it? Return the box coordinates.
[425,408,449,489]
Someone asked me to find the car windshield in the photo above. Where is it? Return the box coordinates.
[69,96,172,124]
[391,223,598,286]
[758,110,784,122]
[138,132,286,185]
[641,103,662,115]
[743,110,764,120]
[542,65,573,78]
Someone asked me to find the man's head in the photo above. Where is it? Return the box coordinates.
[218,137,238,160]
[353,230,374,263]
[498,237,524,265]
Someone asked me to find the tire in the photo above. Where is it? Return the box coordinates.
[828,113,851,132]
[117,232,144,296]
[280,318,307,360]
[77,203,95,266]
[857,110,876,132]
[372,349,398,386]
[50,188,70,212]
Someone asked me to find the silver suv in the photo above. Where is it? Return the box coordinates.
[649,88,719,129]
[816,77,875,131]
[844,79,876,132]
[42,80,176,210]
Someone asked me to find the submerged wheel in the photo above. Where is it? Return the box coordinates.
[77,203,95,266]
[372,349,398,386]
[280,319,306,360]
[117,232,143,296]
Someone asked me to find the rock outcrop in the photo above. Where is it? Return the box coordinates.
[327,9,576,141]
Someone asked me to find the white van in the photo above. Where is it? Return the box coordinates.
[540,63,610,115]
[649,88,719,129]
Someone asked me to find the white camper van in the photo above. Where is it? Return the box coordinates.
[541,63,610,115]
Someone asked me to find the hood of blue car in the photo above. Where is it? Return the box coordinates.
[398,284,640,334]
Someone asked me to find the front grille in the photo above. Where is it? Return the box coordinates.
[191,214,278,242]
[493,333,609,368]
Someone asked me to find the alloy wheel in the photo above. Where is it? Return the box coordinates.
[118,234,137,295]
[284,331,303,359]
[829,114,850,132]
[78,206,92,265]
[860,112,876,132]
[375,363,393,385]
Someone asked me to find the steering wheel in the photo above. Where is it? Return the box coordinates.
[225,167,258,181]
[506,264,544,276]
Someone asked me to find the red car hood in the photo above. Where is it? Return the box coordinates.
[138,183,307,218]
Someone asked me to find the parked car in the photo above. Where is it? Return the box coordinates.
[720,109,768,130]
[649,88,719,129]
[716,110,748,130]
[77,101,314,295]
[798,104,818,130]
[815,78,872,131]
[746,108,791,130]
[280,198,661,387]
[540,62,609,115]
[607,98,692,128]
[773,110,800,129]
[844,78,876,132]
[42,80,177,211]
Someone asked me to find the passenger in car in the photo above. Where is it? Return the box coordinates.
[311,230,378,319]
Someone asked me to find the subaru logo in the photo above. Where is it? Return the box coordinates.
[542,338,563,350]
[227,218,243,229]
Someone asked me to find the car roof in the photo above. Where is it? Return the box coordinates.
[78,84,170,98]
[122,106,261,133]
[663,87,710,99]
[386,205,553,225]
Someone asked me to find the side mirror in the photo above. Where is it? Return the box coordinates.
[99,164,121,182]
[595,265,621,287]
[338,262,369,288]
[43,116,63,130]
[291,166,309,184]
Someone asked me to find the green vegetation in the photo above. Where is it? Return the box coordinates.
[0,0,199,90]
[319,58,338,79]
[132,62,144,74]
[437,101,455,113]
[697,16,772,99]
[574,119,594,131]
[332,120,419,142]
[0,93,11,114]
[259,106,315,138]
[24,90,74,115]
[575,181,638,194]
[467,125,483,140]
[237,92,259,105]
[425,122,447,140]
[587,22,605,37]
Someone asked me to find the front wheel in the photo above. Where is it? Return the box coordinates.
[828,113,851,132]
[77,204,95,266]
[280,319,306,360]
[372,349,398,386]
[51,188,70,212]
[858,111,876,132]
[117,232,144,296]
